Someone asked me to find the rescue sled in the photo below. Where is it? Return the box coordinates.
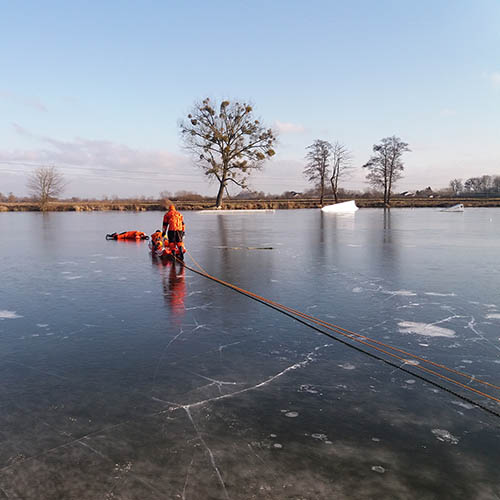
[149,231,185,261]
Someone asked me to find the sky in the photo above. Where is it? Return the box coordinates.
[1,0,499,198]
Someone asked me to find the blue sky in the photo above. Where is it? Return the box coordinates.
[1,0,499,197]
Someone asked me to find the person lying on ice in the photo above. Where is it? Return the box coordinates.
[162,204,186,261]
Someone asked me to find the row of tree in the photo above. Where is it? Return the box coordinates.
[10,97,497,209]
[449,175,500,195]
[303,136,410,206]
[180,98,413,207]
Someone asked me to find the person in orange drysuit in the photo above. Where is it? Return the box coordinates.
[150,229,167,256]
[162,204,185,261]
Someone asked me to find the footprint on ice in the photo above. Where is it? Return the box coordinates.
[284,411,299,418]
[431,429,459,444]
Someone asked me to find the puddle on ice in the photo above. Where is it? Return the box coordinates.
[398,321,456,338]
[431,429,459,444]
[0,310,23,319]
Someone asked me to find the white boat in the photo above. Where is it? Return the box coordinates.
[321,200,359,213]
[440,204,464,212]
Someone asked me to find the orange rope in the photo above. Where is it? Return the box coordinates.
[184,251,500,405]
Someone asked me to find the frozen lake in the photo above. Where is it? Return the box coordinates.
[0,208,499,499]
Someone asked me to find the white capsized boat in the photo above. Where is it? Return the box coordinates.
[440,204,464,212]
[321,200,359,213]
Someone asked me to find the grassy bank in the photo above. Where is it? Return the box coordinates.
[1,197,500,212]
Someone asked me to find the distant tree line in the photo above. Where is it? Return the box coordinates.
[449,175,500,196]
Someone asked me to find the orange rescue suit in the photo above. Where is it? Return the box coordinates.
[114,231,148,240]
[163,209,185,231]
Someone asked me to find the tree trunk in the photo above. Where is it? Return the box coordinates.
[215,180,225,208]
[320,180,324,207]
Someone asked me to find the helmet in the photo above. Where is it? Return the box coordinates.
[169,204,175,210]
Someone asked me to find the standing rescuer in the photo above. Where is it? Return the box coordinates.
[162,204,185,260]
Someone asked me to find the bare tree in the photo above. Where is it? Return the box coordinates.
[449,179,463,195]
[180,98,277,208]
[363,136,410,206]
[330,142,352,203]
[27,166,66,211]
[304,140,332,207]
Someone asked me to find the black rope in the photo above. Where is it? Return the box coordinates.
[180,260,500,420]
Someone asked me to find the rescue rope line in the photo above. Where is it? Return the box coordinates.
[186,251,500,392]
[181,251,500,419]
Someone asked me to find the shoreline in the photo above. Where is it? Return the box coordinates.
[1,197,500,212]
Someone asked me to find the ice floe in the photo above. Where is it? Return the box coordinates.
[398,321,456,338]
[0,310,23,319]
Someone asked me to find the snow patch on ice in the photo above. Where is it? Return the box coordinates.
[486,313,500,319]
[338,363,356,370]
[352,287,363,293]
[284,411,299,418]
[451,401,475,410]
[65,275,82,280]
[432,429,459,444]
[425,292,456,297]
[0,310,23,319]
[385,290,417,297]
[398,321,456,338]
[37,323,49,328]
[371,466,386,474]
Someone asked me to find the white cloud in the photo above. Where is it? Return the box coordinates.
[2,124,181,174]
[274,120,305,134]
